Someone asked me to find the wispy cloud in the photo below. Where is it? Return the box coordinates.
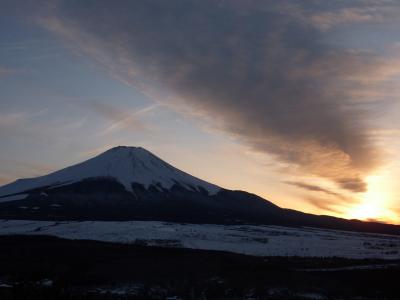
[0,112,26,128]
[285,180,360,213]
[8,159,55,176]
[306,197,345,215]
[0,159,56,185]
[285,181,344,198]
[0,67,15,78]
[310,8,376,30]
[82,100,159,136]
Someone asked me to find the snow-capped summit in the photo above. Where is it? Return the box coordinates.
[0,146,220,199]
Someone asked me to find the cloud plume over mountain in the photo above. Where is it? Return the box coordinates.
[33,0,400,192]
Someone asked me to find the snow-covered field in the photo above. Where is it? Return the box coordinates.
[0,219,399,259]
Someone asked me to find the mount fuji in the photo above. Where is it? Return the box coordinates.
[0,146,220,199]
[0,146,399,235]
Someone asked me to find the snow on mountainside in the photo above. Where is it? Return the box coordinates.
[0,146,220,200]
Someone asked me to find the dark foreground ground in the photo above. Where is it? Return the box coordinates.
[0,235,399,299]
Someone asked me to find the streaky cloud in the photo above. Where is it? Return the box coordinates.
[285,181,360,213]
[285,181,344,198]
[82,100,153,135]
[306,197,345,215]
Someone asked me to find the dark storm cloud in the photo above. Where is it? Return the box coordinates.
[37,0,397,192]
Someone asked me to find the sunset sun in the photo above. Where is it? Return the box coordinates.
[348,174,398,224]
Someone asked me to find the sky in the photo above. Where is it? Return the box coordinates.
[1,0,400,224]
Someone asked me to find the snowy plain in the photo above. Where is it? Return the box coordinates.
[0,219,399,259]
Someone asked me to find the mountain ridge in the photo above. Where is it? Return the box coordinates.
[0,146,399,235]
